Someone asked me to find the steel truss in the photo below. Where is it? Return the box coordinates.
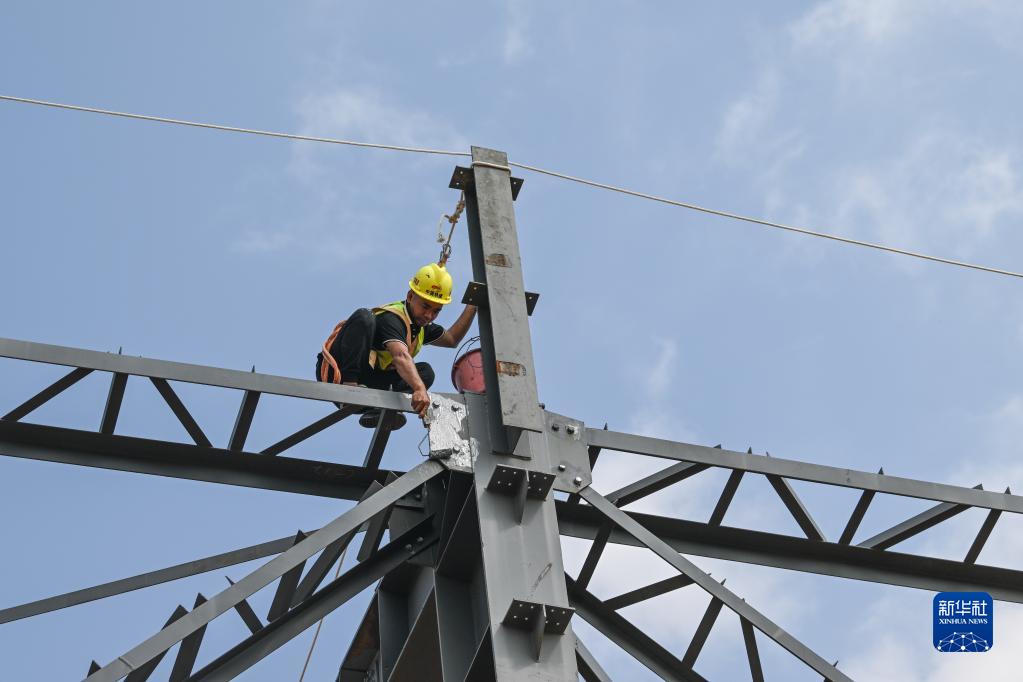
[1,147,1020,681]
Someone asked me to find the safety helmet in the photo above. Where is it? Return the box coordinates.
[409,263,453,305]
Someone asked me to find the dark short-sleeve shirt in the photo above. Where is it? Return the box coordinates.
[374,306,444,352]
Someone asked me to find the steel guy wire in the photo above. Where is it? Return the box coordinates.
[4,93,1022,280]
[0,94,470,158]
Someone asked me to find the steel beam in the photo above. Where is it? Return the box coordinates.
[99,372,128,435]
[123,605,188,682]
[603,575,694,611]
[85,460,444,682]
[357,472,398,562]
[0,337,416,413]
[0,420,395,500]
[708,470,743,526]
[575,636,612,682]
[766,474,826,541]
[740,618,765,682]
[579,486,851,682]
[225,576,265,635]
[190,519,439,682]
[0,533,305,624]
[292,481,383,607]
[464,147,544,450]
[260,406,357,456]
[608,462,710,508]
[149,378,212,447]
[228,390,260,451]
[566,575,705,682]
[2,366,92,421]
[168,594,207,682]
[575,521,612,590]
[464,391,577,680]
[362,410,395,470]
[587,428,1023,513]
[556,501,1023,603]
[857,488,978,550]
[838,483,877,545]
[965,505,1003,564]
[266,531,308,622]
[681,597,723,668]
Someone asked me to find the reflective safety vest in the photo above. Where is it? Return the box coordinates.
[319,301,425,383]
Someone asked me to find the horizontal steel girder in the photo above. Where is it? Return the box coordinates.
[579,487,851,682]
[0,421,395,500]
[0,336,439,414]
[556,502,1023,603]
[587,428,1023,513]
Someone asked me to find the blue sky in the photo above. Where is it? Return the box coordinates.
[3,2,1023,679]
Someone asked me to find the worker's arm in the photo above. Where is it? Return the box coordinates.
[383,340,431,417]
[432,304,477,348]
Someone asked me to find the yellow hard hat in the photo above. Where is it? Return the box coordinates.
[409,263,453,305]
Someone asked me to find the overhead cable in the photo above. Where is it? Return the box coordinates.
[507,161,1023,280]
[0,94,469,158]
[3,93,1021,280]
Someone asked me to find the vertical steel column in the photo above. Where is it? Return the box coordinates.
[463,146,544,455]
[460,147,577,680]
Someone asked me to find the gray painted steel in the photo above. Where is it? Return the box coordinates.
[574,637,612,682]
[603,574,695,611]
[580,486,853,682]
[566,575,705,682]
[464,391,578,680]
[0,533,301,624]
[1,365,92,421]
[588,427,1023,512]
[149,378,212,447]
[557,501,1023,603]
[0,337,414,412]
[0,420,395,501]
[190,520,439,681]
[465,147,544,437]
[85,461,443,681]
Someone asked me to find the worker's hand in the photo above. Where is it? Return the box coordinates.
[411,388,431,419]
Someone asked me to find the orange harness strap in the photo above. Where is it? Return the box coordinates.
[319,305,414,384]
[320,320,346,383]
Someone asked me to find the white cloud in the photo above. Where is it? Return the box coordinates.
[790,0,911,49]
[832,130,1023,259]
[230,88,467,262]
[502,1,533,64]
[715,70,782,164]
[623,337,697,443]
[290,88,468,181]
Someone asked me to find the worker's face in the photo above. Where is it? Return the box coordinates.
[407,292,443,326]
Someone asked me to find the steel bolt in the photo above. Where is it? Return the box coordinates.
[573,476,583,485]
[557,464,566,471]
[416,536,424,543]
[566,425,577,435]
[404,544,413,552]
[551,423,560,432]
[432,401,440,408]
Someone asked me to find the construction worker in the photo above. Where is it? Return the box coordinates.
[316,263,476,430]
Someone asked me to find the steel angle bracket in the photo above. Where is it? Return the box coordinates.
[501,598,576,661]
[424,393,471,466]
[450,165,524,200]
[487,463,557,523]
[462,281,540,317]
